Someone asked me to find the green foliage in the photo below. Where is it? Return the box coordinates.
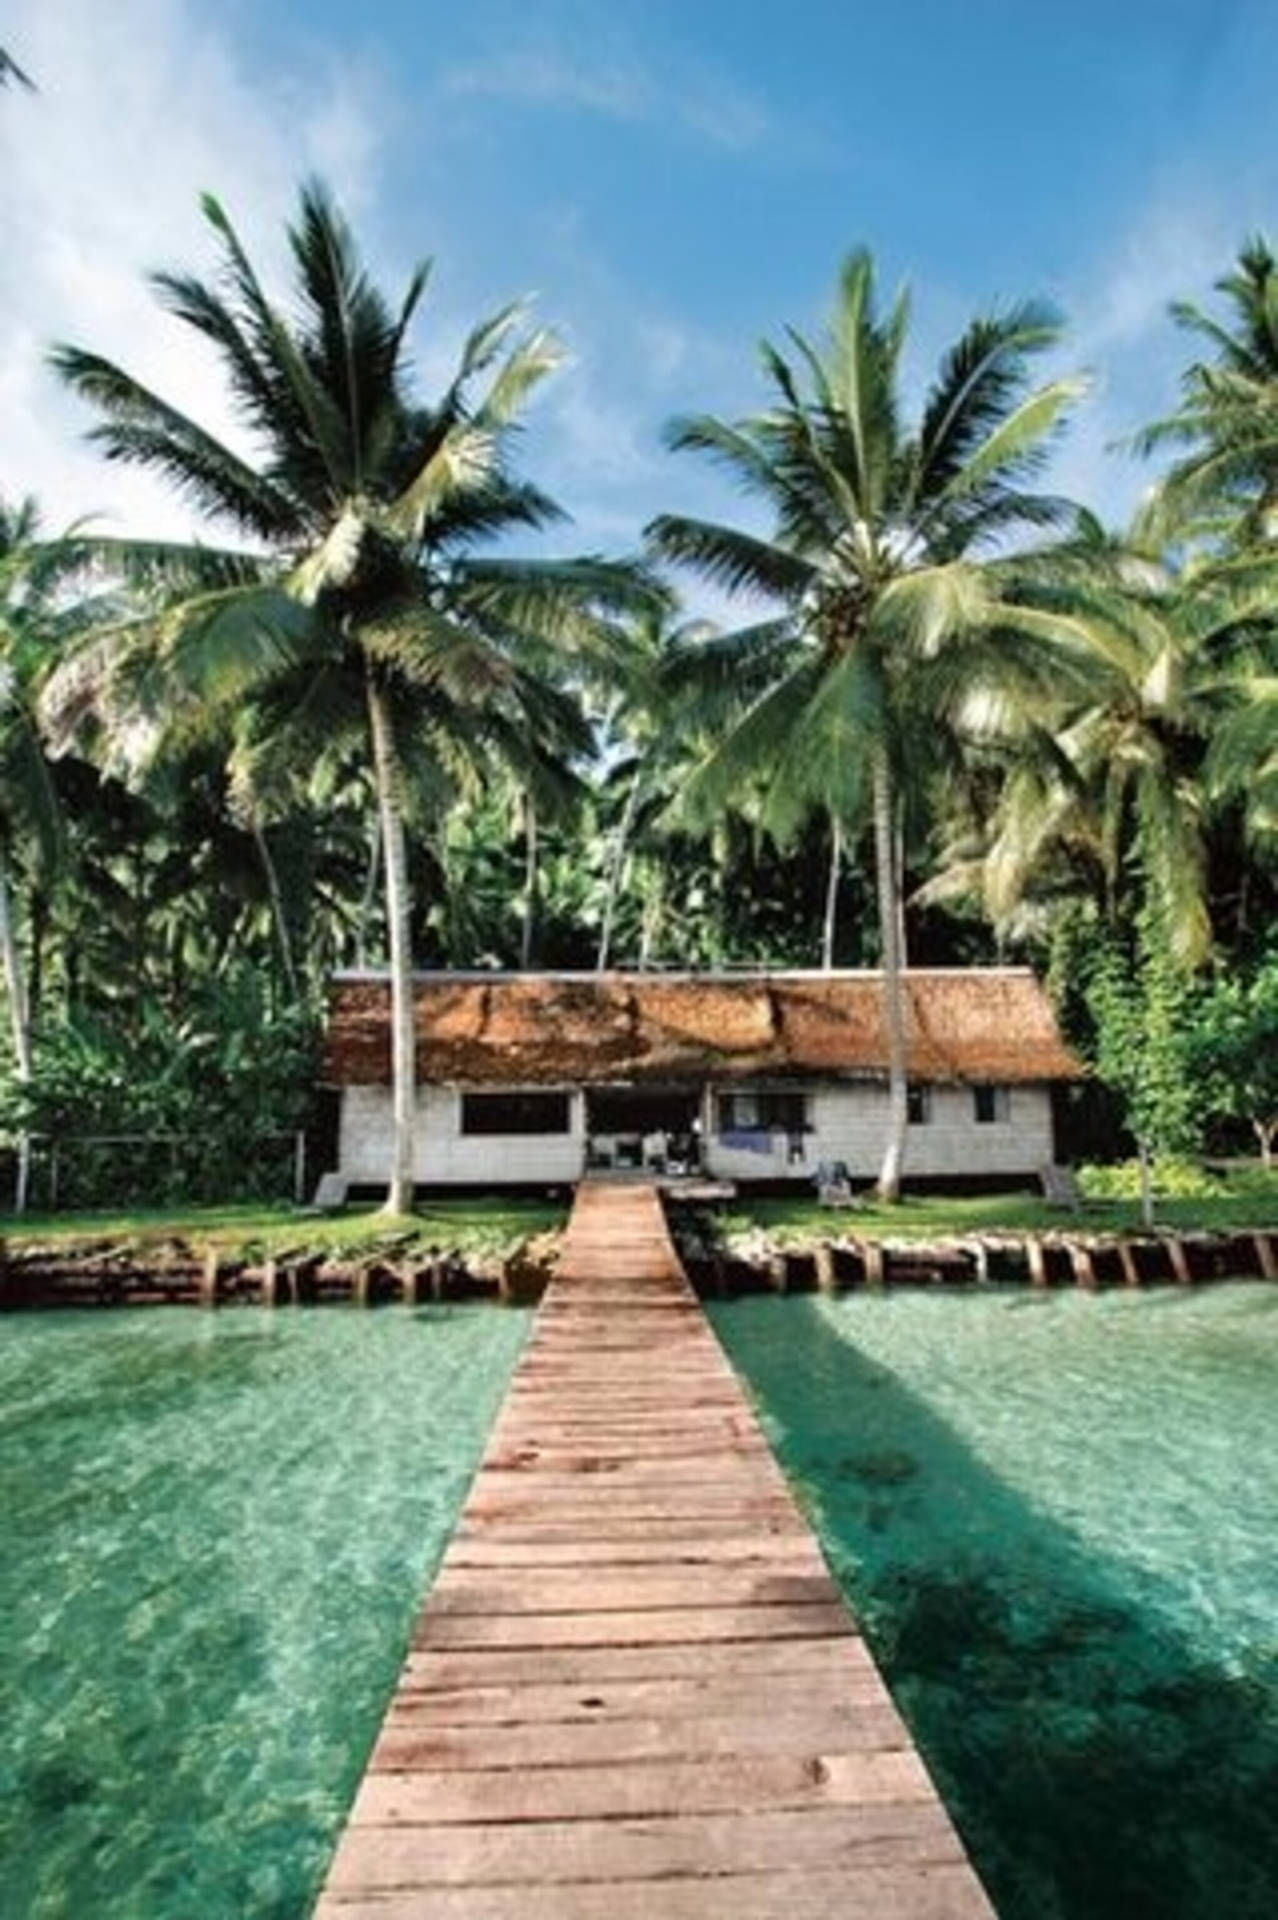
[0,972,318,1208]
[3,220,1278,1215]
[1085,903,1204,1158]
[1076,1157,1223,1200]
[1186,951,1278,1161]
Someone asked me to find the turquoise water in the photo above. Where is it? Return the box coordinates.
[711,1285,1278,1920]
[0,1306,527,1919]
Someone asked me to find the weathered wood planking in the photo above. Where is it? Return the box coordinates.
[314,1182,995,1918]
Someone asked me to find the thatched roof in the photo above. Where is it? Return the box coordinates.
[323,969,1083,1087]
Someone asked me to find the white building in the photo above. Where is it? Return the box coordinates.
[323,968,1083,1190]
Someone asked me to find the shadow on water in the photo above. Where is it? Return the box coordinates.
[712,1295,1278,1920]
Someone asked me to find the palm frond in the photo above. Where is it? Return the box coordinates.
[645,514,811,600]
[427,477,564,545]
[49,346,302,539]
[921,377,1086,529]
[474,329,565,429]
[384,424,498,541]
[912,304,1063,502]
[674,655,828,832]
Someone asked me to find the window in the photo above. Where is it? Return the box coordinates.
[973,1084,1011,1125]
[460,1091,571,1136]
[716,1090,809,1134]
[906,1084,932,1125]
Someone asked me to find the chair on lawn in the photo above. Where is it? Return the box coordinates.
[814,1159,857,1208]
[309,1171,349,1213]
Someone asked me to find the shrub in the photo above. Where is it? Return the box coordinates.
[1076,1158,1223,1201]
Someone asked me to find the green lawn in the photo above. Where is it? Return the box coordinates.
[4,1169,1275,1266]
[0,1196,567,1260]
[722,1168,1278,1245]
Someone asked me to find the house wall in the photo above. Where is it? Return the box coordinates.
[338,1085,586,1185]
[703,1080,1055,1182]
[338,1078,1055,1186]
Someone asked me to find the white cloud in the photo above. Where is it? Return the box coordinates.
[0,0,384,541]
[442,39,771,152]
[498,209,766,601]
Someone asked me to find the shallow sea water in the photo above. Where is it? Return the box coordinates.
[0,1305,528,1920]
[711,1283,1278,1920]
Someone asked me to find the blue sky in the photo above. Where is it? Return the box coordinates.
[5,0,1278,580]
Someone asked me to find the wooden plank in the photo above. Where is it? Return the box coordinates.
[445,1533,827,1568]
[371,1702,910,1770]
[387,1666,891,1723]
[451,1514,812,1545]
[314,1181,995,1919]
[416,1602,853,1650]
[399,1633,880,1689]
[426,1568,842,1613]
[353,1747,934,1825]
[322,1802,964,1892]
[319,1864,993,1920]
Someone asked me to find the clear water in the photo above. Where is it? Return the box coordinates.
[711,1284,1278,1920]
[0,1306,528,1920]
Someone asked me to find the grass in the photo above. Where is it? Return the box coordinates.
[4,1167,1275,1262]
[722,1166,1278,1245]
[0,1195,567,1261]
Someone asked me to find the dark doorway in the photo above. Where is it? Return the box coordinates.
[585,1086,703,1173]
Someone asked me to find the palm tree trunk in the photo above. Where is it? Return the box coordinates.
[250,814,299,1002]
[821,813,842,971]
[1138,1137,1155,1229]
[597,771,643,971]
[895,812,909,968]
[356,812,381,968]
[873,749,908,1203]
[520,795,538,971]
[366,673,416,1214]
[29,887,46,1030]
[638,865,664,970]
[0,860,33,1214]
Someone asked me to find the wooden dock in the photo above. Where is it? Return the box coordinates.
[315,1182,995,1918]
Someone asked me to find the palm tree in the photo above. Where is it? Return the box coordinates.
[648,251,1082,1198]
[926,518,1278,969]
[48,180,648,1211]
[0,499,115,1209]
[1136,237,1278,542]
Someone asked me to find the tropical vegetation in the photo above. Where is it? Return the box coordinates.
[647,252,1083,1196]
[3,183,1278,1210]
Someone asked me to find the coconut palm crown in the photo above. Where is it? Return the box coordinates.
[49,180,653,1212]
[647,249,1084,1199]
[1135,237,1278,542]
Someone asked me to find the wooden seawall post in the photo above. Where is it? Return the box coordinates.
[315,1181,994,1918]
[199,1247,220,1308]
